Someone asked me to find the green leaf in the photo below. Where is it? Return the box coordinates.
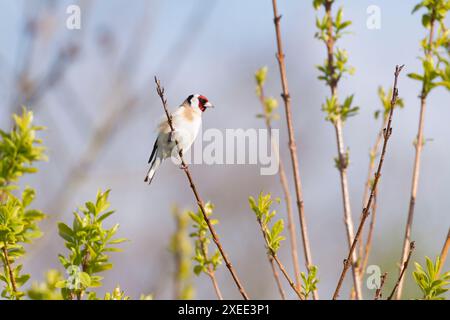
[79,272,91,288]
[57,223,74,242]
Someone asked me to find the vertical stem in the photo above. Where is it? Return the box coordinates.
[1,244,17,296]
[154,77,249,300]
[396,13,436,300]
[323,0,361,299]
[271,0,316,299]
[334,119,362,299]
[207,271,224,300]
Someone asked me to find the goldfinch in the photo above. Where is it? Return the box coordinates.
[144,94,213,184]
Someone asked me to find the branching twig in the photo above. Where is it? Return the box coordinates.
[154,77,249,300]
[374,272,388,300]
[332,65,404,299]
[271,0,316,299]
[269,256,286,300]
[388,241,416,300]
[272,254,304,300]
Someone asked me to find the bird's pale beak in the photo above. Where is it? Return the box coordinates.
[204,102,214,108]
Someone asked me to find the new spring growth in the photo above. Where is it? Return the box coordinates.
[0,188,46,299]
[0,108,46,300]
[413,256,450,300]
[255,67,280,122]
[408,0,450,96]
[248,193,285,254]
[188,203,222,277]
[0,107,46,190]
[170,206,195,300]
[314,1,359,124]
[56,189,127,300]
[249,192,319,299]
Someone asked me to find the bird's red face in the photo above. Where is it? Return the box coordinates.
[188,94,214,112]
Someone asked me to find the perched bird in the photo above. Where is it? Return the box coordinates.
[144,94,213,184]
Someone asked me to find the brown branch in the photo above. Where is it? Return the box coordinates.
[271,0,316,300]
[396,13,436,300]
[332,65,404,300]
[257,84,301,289]
[1,244,17,295]
[388,241,416,300]
[438,228,450,275]
[154,77,249,300]
[269,257,286,300]
[272,254,304,300]
[374,272,388,300]
[323,0,361,299]
[206,271,224,300]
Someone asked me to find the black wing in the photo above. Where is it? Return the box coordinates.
[148,139,158,164]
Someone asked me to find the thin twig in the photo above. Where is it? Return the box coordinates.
[323,0,361,299]
[438,228,450,275]
[374,272,388,300]
[207,271,224,300]
[396,11,436,300]
[388,241,416,300]
[154,77,249,300]
[1,244,17,295]
[271,0,316,300]
[332,65,404,300]
[272,254,304,300]
[257,84,301,289]
[269,257,286,300]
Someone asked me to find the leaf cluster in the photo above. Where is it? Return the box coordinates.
[56,190,127,299]
[248,193,285,254]
[413,256,450,300]
[188,203,222,277]
[0,108,46,300]
[408,0,450,96]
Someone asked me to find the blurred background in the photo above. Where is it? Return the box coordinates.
[0,0,449,299]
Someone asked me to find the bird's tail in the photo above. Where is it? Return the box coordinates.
[144,156,162,185]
